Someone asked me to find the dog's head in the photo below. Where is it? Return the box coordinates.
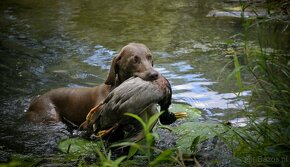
[105,43,159,86]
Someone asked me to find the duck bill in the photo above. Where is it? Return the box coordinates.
[174,112,188,119]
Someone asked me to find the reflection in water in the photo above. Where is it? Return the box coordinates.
[0,0,255,155]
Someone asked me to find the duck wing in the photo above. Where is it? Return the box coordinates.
[95,77,166,130]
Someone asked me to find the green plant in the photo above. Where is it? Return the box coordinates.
[94,139,127,167]
[124,112,160,161]
[223,6,290,166]
[110,112,183,167]
[190,135,201,154]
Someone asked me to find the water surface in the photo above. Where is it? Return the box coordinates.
[0,0,254,155]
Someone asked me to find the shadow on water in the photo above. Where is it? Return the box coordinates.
[0,0,269,158]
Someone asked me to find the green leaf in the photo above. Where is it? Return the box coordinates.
[107,150,112,161]
[95,148,106,163]
[125,113,147,130]
[233,54,243,92]
[150,149,174,167]
[173,122,227,154]
[110,141,137,149]
[157,125,174,132]
[0,154,35,167]
[128,145,139,159]
[190,136,201,153]
[57,138,101,155]
[145,133,154,146]
[148,111,163,129]
[110,142,144,153]
[224,39,235,45]
[112,156,127,167]
[169,103,201,120]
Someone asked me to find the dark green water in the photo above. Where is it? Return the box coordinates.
[0,0,269,155]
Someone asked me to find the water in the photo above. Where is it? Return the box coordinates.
[0,0,257,155]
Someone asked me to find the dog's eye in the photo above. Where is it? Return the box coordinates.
[132,56,140,64]
[147,55,152,60]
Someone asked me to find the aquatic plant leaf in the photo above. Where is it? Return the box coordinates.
[57,138,101,155]
[169,103,201,120]
[0,154,35,167]
[190,135,201,153]
[173,122,226,154]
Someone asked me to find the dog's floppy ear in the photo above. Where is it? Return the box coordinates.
[105,55,120,85]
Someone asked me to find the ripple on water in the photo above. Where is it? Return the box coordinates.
[173,86,249,109]
[83,45,116,69]
[16,122,70,154]
[0,98,71,155]
[171,61,194,72]
[156,59,250,120]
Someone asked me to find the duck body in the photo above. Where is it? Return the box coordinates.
[82,75,185,142]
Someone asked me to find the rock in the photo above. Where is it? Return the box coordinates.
[206,10,268,18]
[172,121,235,166]
[0,150,11,163]
[197,136,233,166]
[155,128,178,150]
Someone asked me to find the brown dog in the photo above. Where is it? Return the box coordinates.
[25,43,159,126]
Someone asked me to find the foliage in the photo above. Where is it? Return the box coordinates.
[0,155,35,167]
[55,103,205,166]
[58,138,127,166]
[224,4,290,166]
[95,141,127,167]
[110,112,177,167]
[239,0,290,16]
[172,121,226,154]
[58,138,102,155]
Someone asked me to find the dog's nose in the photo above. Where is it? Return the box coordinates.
[148,70,159,80]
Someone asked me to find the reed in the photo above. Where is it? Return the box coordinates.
[224,4,290,166]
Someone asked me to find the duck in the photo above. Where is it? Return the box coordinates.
[80,75,187,142]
